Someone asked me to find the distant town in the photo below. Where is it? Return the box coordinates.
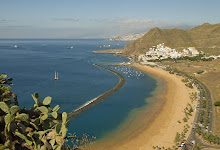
[107,32,146,41]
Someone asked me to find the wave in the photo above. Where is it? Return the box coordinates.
[74,94,103,112]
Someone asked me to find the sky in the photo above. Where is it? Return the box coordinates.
[0,0,220,39]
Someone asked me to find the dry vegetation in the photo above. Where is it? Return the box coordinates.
[92,49,123,54]
[124,23,220,55]
[122,22,220,136]
[159,59,220,136]
[197,47,220,56]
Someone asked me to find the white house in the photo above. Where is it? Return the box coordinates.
[188,47,199,56]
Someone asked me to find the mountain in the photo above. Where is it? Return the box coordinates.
[123,23,220,55]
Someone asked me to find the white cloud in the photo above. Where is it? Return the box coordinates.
[113,18,153,24]
[7,25,32,28]
[0,17,193,39]
[92,17,172,31]
[90,17,194,37]
[94,17,158,25]
[53,18,79,22]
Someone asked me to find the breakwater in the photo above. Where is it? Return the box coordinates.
[67,64,125,119]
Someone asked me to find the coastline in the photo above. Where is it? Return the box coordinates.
[116,64,197,149]
[92,49,124,54]
[88,63,197,150]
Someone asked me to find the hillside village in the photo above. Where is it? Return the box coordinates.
[123,23,220,56]
[137,43,220,63]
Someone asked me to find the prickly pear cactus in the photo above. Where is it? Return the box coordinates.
[0,74,71,150]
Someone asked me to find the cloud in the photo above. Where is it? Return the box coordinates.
[94,17,154,24]
[113,18,153,24]
[53,18,79,22]
[92,17,170,30]
[0,17,194,39]
[87,17,194,37]
[91,18,163,34]
[0,20,7,23]
[7,25,32,28]
[0,19,16,23]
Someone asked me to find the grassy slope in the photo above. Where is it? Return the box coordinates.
[123,23,220,56]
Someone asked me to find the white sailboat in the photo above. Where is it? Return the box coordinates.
[54,71,58,80]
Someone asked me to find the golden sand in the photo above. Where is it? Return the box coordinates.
[89,63,197,150]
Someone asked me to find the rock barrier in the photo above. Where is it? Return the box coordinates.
[67,64,125,119]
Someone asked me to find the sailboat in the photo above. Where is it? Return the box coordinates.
[54,71,58,80]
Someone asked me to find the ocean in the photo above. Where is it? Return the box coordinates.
[0,39,156,141]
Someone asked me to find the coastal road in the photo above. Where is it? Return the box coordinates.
[185,80,217,150]
[205,83,214,134]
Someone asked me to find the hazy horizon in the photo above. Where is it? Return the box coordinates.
[1,0,220,39]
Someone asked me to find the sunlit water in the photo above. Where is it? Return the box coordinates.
[0,39,156,140]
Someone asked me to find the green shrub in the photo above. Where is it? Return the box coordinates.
[0,74,73,149]
[183,117,188,122]
[182,78,189,82]
[174,132,180,143]
[197,70,204,74]
[214,101,220,106]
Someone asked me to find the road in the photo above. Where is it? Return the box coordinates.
[185,78,219,150]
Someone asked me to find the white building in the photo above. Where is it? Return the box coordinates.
[145,43,187,60]
[188,47,199,56]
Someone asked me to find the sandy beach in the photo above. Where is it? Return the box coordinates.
[89,63,197,150]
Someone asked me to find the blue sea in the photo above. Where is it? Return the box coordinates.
[0,39,156,141]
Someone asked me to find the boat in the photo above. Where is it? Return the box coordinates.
[14,45,18,48]
[97,46,102,48]
[67,46,74,49]
[103,45,111,47]
[54,71,58,80]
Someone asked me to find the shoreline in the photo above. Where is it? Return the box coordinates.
[88,63,197,150]
[92,49,124,54]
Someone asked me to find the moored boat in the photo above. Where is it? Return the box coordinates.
[103,45,111,47]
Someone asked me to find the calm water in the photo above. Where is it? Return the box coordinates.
[0,39,156,140]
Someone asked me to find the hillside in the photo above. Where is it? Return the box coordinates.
[123,23,220,55]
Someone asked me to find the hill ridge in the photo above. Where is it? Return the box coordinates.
[123,23,220,55]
